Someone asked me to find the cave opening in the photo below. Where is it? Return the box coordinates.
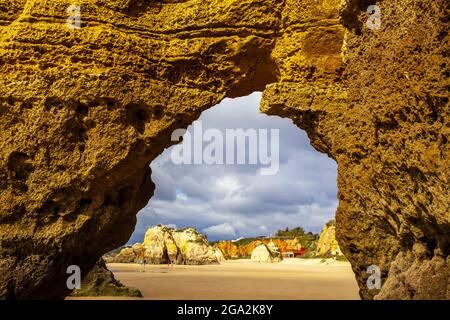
[135,92,338,244]
[103,92,359,299]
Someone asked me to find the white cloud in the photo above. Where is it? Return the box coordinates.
[203,223,237,238]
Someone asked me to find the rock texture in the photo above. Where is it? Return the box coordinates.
[0,0,448,300]
[251,241,282,263]
[214,241,242,259]
[214,247,226,262]
[374,243,450,300]
[70,258,142,298]
[106,243,145,263]
[335,0,449,300]
[169,226,219,265]
[215,238,307,259]
[316,220,343,256]
[142,225,184,264]
[110,225,219,265]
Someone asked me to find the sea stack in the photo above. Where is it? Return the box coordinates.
[251,240,283,263]
[109,225,220,265]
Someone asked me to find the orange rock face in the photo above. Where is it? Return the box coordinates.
[215,238,306,258]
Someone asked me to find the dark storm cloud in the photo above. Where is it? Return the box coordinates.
[129,92,338,243]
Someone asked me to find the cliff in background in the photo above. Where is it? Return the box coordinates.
[106,225,220,265]
[316,220,343,256]
[215,237,309,258]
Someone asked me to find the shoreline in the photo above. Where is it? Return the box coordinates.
[68,258,360,300]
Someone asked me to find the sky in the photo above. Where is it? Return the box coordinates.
[128,92,338,244]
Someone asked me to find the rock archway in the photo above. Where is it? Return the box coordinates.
[0,0,448,299]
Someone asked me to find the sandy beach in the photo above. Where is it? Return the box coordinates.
[91,259,360,300]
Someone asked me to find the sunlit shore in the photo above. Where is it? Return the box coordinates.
[68,259,360,300]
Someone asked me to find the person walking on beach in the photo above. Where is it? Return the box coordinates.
[141,259,146,272]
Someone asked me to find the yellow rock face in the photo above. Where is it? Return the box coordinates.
[143,225,183,264]
[0,0,448,300]
[111,225,219,265]
[251,241,282,263]
[214,247,226,262]
[316,222,342,256]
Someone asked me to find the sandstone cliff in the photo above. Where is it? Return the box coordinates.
[215,238,307,259]
[107,243,145,263]
[251,241,283,263]
[109,225,219,265]
[0,0,448,300]
[214,247,226,262]
[170,226,219,265]
[316,220,343,256]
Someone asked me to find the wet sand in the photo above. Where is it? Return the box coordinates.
[102,259,360,300]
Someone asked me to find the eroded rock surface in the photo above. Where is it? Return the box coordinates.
[109,225,219,265]
[215,238,309,258]
[0,0,448,299]
[214,247,226,262]
[70,258,142,298]
[335,0,449,300]
[106,243,146,263]
[169,226,219,265]
[251,241,282,263]
[316,220,343,256]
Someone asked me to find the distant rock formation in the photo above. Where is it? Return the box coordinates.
[251,241,283,263]
[107,225,220,265]
[214,241,242,258]
[2,0,447,301]
[214,248,226,262]
[110,243,145,263]
[143,225,184,264]
[70,259,142,298]
[316,220,343,256]
[215,238,308,259]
